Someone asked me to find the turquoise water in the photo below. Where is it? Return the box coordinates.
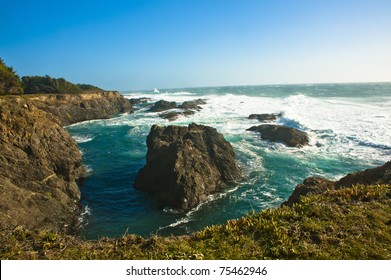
[66,83,391,239]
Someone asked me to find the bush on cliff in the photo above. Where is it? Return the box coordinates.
[77,83,103,92]
[0,58,24,95]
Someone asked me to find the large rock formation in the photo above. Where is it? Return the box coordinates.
[0,96,86,231]
[135,123,242,210]
[283,160,391,206]
[148,100,177,112]
[247,124,309,147]
[28,91,133,126]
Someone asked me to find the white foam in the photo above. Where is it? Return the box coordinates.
[156,185,240,233]
[72,135,94,143]
[78,205,92,227]
[125,91,391,165]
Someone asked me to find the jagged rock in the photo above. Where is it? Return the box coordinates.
[0,96,86,231]
[248,113,282,122]
[28,91,133,126]
[283,160,391,207]
[148,100,177,112]
[247,124,309,147]
[282,177,335,207]
[129,97,151,105]
[336,160,391,187]
[149,99,207,121]
[160,110,196,121]
[179,99,207,111]
[135,123,241,210]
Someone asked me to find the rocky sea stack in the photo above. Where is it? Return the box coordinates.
[135,123,242,210]
[247,124,309,147]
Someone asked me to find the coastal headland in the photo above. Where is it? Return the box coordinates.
[0,60,390,259]
[0,91,390,259]
[0,91,132,232]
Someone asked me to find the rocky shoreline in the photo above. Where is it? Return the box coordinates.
[28,91,133,126]
[0,92,132,232]
[1,92,390,260]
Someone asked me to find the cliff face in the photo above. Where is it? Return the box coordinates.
[0,96,86,231]
[28,91,132,126]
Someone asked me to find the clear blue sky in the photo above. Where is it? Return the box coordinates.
[1,0,391,90]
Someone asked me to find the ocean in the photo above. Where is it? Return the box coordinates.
[66,83,391,239]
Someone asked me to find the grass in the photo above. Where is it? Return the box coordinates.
[1,184,390,260]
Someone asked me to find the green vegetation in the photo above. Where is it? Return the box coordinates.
[0,58,24,95]
[22,75,84,94]
[0,57,103,95]
[1,184,390,260]
[77,83,103,92]
[21,76,104,94]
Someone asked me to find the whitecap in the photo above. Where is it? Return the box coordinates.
[78,205,92,227]
[72,135,94,143]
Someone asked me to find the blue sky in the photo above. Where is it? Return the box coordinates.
[1,0,391,90]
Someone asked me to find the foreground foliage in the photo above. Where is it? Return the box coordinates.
[1,184,390,260]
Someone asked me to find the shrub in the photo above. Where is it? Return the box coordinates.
[0,58,24,95]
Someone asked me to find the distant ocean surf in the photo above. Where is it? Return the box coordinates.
[66,83,391,239]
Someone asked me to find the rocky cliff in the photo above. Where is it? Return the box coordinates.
[0,96,86,231]
[135,123,242,210]
[283,160,391,206]
[28,91,132,126]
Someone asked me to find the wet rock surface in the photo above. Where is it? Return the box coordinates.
[247,124,309,147]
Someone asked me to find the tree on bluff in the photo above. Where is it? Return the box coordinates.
[22,75,84,94]
[0,58,24,95]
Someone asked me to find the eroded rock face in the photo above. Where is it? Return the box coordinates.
[282,177,335,207]
[0,97,86,231]
[28,91,133,126]
[247,124,309,147]
[135,123,241,210]
[336,161,391,187]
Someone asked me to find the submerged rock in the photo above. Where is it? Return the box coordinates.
[160,110,196,121]
[129,97,151,105]
[149,99,207,121]
[248,113,282,122]
[247,124,309,147]
[135,123,241,210]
